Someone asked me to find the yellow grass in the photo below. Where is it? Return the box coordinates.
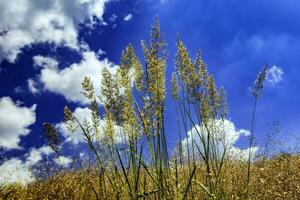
[1,155,299,200]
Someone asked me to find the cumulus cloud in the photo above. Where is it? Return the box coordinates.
[58,107,91,144]
[25,146,54,166]
[54,156,72,167]
[177,119,257,161]
[0,145,54,186]
[0,97,36,150]
[35,51,118,104]
[124,14,133,21]
[0,158,35,186]
[0,0,110,63]
[57,107,128,145]
[267,65,284,85]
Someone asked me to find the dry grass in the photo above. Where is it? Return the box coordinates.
[1,155,299,200]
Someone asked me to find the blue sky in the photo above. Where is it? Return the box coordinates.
[0,0,299,185]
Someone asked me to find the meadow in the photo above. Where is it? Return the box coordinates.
[1,19,299,200]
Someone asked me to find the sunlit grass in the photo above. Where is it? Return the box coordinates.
[1,155,300,199]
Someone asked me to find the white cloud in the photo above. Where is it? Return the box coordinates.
[58,107,128,145]
[33,55,58,69]
[227,146,258,161]
[26,146,54,166]
[267,65,284,85]
[0,0,110,63]
[54,156,72,167]
[79,152,85,158]
[36,51,118,104]
[0,158,35,186]
[238,129,251,137]
[0,97,36,150]
[177,119,258,161]
[124,14,133,21]
[58,107,91,144]
[27,78,39,94]
[0,145,54,186]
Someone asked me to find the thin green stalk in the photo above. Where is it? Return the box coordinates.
[246,98,257,199]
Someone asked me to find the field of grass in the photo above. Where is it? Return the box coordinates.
[1,155,300,199]
[1,19,299,200]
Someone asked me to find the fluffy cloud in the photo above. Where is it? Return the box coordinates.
[54,156,72,167]
[26,146,54,166]
[0,145,54,186]
[124,14,133,21]
[35,51,118,104]
[267,65,284,85]
[58,107,128,145]
[0,0,110,63]
[0,158,35,186]
[177,119,257,161]
[0,97,36,150]
[58,107,91,144]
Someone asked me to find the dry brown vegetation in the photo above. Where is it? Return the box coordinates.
[1,155,300,199]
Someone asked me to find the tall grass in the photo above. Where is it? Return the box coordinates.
[2,19,299,200]
[246,64,268,199]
